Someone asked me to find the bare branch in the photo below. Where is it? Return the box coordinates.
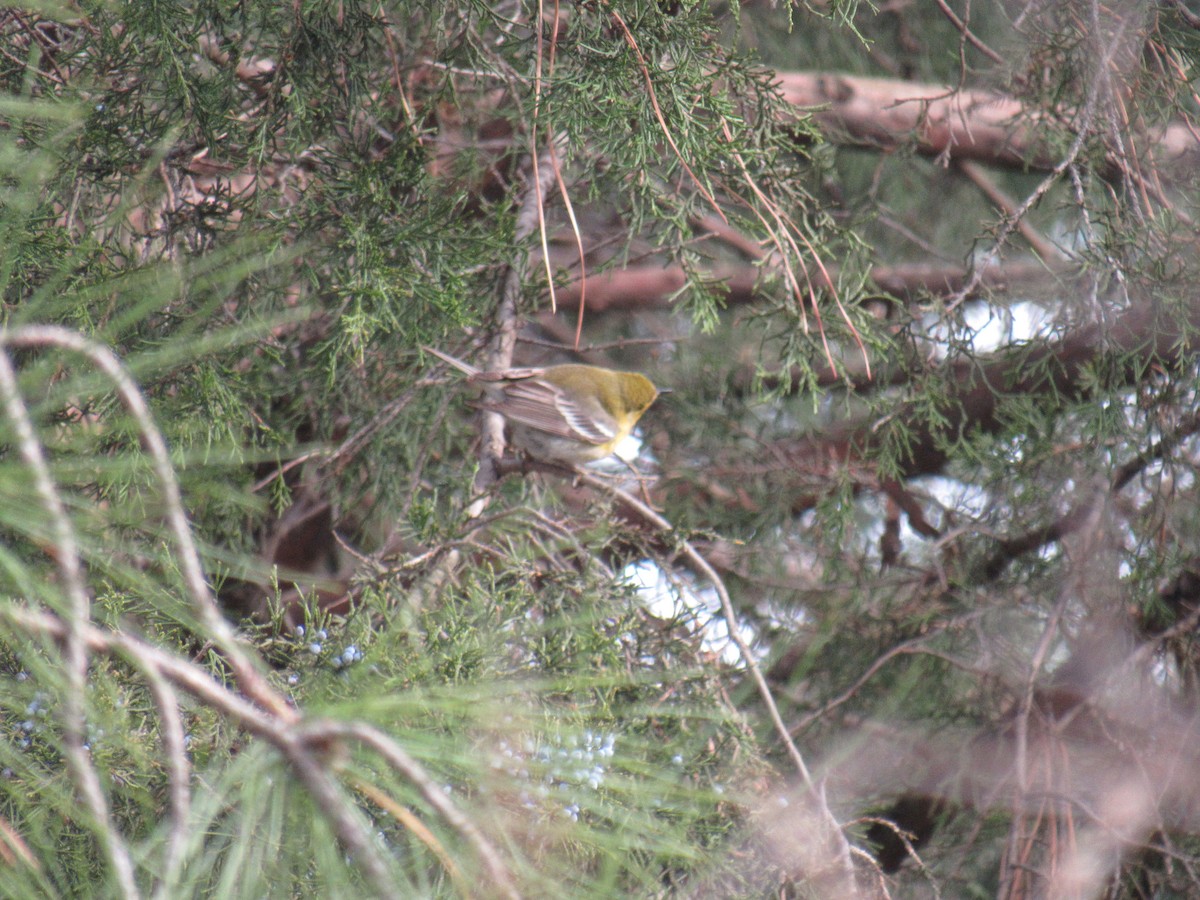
[131,660,190,900]
[2,605,517,898]
[318,720,522,900]
[931,0,1005,64]
[777,71,1200,173]
[772,292,1200,512]
[0,343,139,898]
[2,326,296,723]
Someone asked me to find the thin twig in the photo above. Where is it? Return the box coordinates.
[530,0,555,314]
[575,473,807,769]
[954,160,1061,261]
[718,120,870,379]
[413,150,559,609]
[979,410,1200,581]
[324,721,522,900]
[790,625,961,735]
[6,11,68,83]
[605,6,725,221]
[931,0,1005,64]
[350,776,472,895]
[321,381,429,480]
[574,469,860,897]
[1002,496,1103,897]
[135,661,191,900]
[948,42,1114,310]
[275,735,402,900]
[473,148,560,501]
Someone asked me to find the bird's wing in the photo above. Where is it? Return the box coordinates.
[490,380,616,445]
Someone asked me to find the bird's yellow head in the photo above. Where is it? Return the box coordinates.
[618,372,659,418]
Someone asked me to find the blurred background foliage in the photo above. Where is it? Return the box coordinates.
[1,0,1200,897]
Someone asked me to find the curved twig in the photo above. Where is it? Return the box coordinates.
[0,339,140,898]
[574,469,860,897]
[3,606,517,899]
[2,326,295,723]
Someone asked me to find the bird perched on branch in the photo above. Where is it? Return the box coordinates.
[423,346,662,464]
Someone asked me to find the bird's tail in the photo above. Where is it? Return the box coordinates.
[422,345,481,377]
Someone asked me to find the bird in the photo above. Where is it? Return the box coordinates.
[423,345,662,464]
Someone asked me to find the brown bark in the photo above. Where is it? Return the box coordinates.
[550,263,759,312]
[548,258,1061,312]
[776,71,1200,172]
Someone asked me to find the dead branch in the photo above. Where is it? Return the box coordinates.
[768,290,1200,513]
[547,258,1063,315]
[776,71,1200,173]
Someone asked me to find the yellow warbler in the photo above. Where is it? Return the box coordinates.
[423,346,662,464]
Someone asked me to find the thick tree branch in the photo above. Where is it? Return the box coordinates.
[547,258,1060,314]
[978,410,1200,581]
[757,292,1200,512]
[776,71,1200,173]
